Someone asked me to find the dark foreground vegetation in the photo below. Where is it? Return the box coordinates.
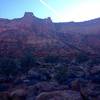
[0,52,100,100]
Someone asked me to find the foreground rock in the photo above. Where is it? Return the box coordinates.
[80,83,100,100]
[27,82,69,100]
[36,90,83,100]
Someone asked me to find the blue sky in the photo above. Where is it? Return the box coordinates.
[0,0,100,22]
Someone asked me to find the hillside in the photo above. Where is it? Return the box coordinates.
[0,12,100,59]
[0,12,100,100]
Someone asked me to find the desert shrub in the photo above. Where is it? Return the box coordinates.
[44,55,60,63]
[20,48,36,72]
[0,57,19,77]
[54,66,68,84]
[91,57,100,65]
[76,53,89,63]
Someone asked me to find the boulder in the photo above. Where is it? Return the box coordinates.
[10,88,28,100]
[27,82,69,100]
[0,92,10,100]
[36,90,83,100]
[80,83,100,100]
[90,65,100,74]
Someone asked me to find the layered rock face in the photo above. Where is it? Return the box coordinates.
[0,12,100,58]
[0,12,100,100]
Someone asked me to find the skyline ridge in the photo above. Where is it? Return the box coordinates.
[1,12,100,23]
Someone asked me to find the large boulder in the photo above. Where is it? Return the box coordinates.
[0,92,10,100]
[36,90,83,100]
[89,65,100,83]
[80,83,100,100]
[29,81,69,93]
[10,88,28,100]
[26,82,69,100]
[90,65,100,74]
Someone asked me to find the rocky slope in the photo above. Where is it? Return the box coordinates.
[0,12,100,100]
